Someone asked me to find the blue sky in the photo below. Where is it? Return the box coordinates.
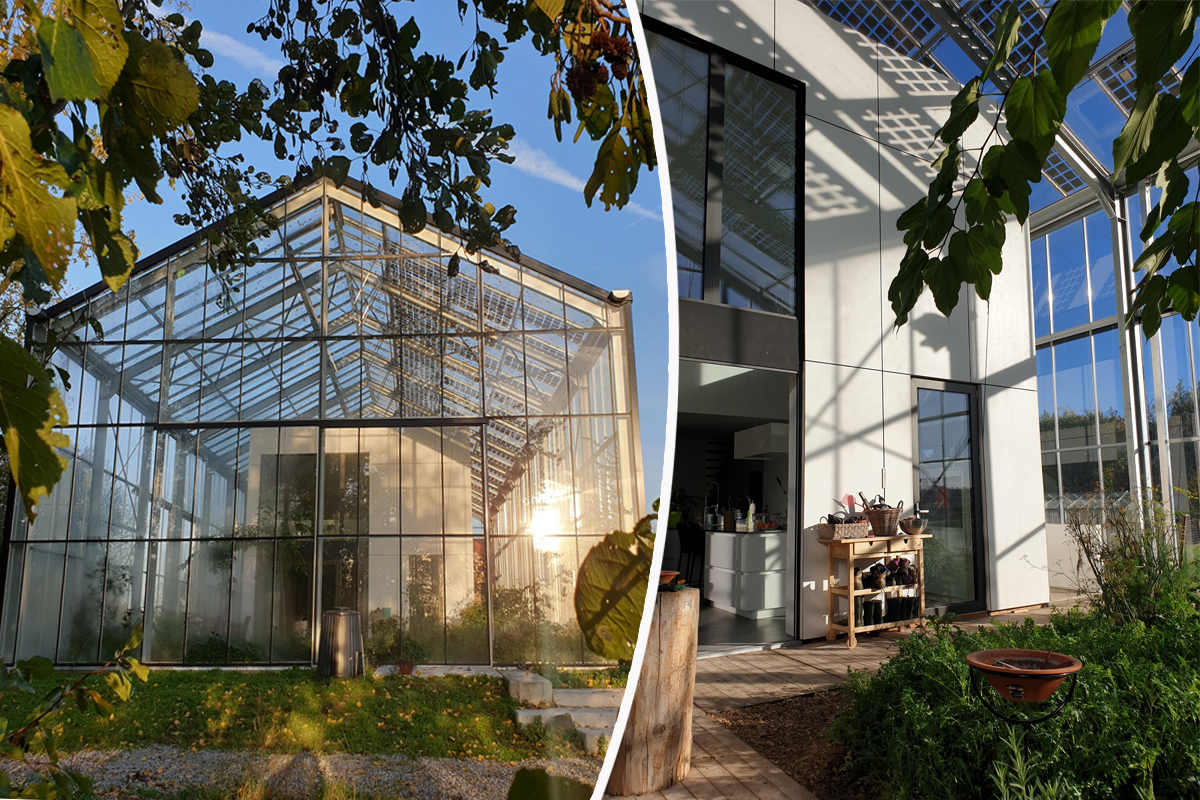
[68,1,669,508]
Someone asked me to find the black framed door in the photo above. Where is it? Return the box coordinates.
[912,380,987,615]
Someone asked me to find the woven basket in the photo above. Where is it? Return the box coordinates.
[866,501,904,538]
[817,520,871,540]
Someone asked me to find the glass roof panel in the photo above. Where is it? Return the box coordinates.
[1064,78,1127,171]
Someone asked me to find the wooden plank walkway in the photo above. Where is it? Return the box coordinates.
[606,707,818,800]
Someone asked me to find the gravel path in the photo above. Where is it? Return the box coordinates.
[12,747,601,799]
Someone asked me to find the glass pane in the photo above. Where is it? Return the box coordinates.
[360,427,400,536]
[1060,448,1100,502]
[1064,79,1125,172]
[402,337,442,418]
[272,537,314,662]
[1086,212,1117,321]
[568,331,614,415]
[1093,328,1125,444]
[186,540,232,664]
[1048,220,1089,331]
[1036,346,1056,451]
[1160,314,1195,438]
[363,536,403,665]
[444,536,488,664]
[443,337,481,417]
[1168,441,1200,518]
[402,428,443,536]
[1101,445,1130,500]
[1,543,24,662]
[489,536,537,664]
[15,541,65,660]
[57,541,106,662]
[102,539,149,658]
[443,427,482,536]
[1053,336,1096,449]
[915,388,977,608]
[68,426,117,541]
[719,63,797,315]
[1042,452,1061,525]
[1031,236,1050,339]
[229,541,273,662]
[146,539,190,663]
[645,31,708,301]
[526,332,568,415]
[483,333,526,417]
[402,537,445,663]
[319,537,364,615]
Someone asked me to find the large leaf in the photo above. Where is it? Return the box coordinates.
[1124,94,1193,186]
[1128,0,1198,93]
[115,32,200,137]
[37,17,105,101]
[923,256,961,317]
[574,520,652,661]
[80,208,138,291]
[889,247,928,327]
[1005,71,1066,161]
[1044,0,1120,94]
[982,3,1021,80]
[1130,273,1170,337]
[1113,89,1160,177]
[0,107,76,286]
[1182,58,1200,128]
[584,128,638,211]
[938,78,981,144]
[948,227,1002,302]
[0,337,71,522]
[1143,160,1189,240]
[980,141,1040,224]
[1166,266,1200,319]
[72,0,129,93]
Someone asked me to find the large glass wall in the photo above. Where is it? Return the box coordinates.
[646,27,799,316]
[2,180,641,666]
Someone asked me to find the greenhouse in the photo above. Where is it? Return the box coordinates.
[0,177,643,667]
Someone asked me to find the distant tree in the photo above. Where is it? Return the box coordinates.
[0,0,654,522]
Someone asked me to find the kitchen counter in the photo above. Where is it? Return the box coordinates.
[705,528,788,619]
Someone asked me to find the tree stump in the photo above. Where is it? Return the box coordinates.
[606,588,700,796]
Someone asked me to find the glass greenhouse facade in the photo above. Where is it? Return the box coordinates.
[1,178,643,667]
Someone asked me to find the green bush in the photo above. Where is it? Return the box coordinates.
[829,610,1200,799]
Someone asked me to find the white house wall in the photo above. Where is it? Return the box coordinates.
[642,0,1049,637]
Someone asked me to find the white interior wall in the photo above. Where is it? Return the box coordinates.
[642,0,1050,638]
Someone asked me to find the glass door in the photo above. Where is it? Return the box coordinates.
[913,382,986,615]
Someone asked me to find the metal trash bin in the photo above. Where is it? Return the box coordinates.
[316,607,364,679]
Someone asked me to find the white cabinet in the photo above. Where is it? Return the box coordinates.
[705,530,788,619]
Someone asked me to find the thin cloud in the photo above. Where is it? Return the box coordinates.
[202,29,285,76]
[506,139,662,221]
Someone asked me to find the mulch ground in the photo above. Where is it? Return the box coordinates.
[709,688,869,800]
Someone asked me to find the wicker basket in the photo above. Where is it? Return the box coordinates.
[817,520,871,540]
[865,501,904,538]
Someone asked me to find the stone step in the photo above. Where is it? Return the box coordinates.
[515,706,618,730]
[498,668,553,708]
[576,725,615,755]
[553,688,624,708]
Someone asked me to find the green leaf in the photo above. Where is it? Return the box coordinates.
[576,84,616,142]
[897,196,930,246]
[17,657,55,682]
[0,107,77,286]
[980,141,1040,224]
[1005,71,1066,161]
[963,178,1006,229]
[38,17,105,101]
[889,247,928,327]
[80,208,138,292]
[938,78,981,144]
[1143,160,1189,239]
[447,252,460,278]
[1130,273,1170,337]
[923,202,954,249]
[104,670,131,702]
[1166,266,1200,319]
[1044,0,1120,94]
[584,129,638,211]
[1124,94,1193,186]
[923,256,962,317]
[574,522,652,661]
[532,0,566,20]
[1181,58,1200,128]
[72,0,129,93]
[949,227,1003,301]
[1128,0,1198,93]
[0,339,71,522]
[506,768,592,800]
[1132,229,1178,275]
[928,143,960,204]
[1166,201,1200,265]
[1113,89,1160,178]
[115,32,201,137]
[982,4,1021,80]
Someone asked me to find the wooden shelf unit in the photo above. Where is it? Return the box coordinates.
[818,533,931,649]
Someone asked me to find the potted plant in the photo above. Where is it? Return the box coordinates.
[967,649,1082,703]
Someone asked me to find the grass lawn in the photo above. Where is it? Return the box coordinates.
[538,663,629,689]
[2,669,581,760]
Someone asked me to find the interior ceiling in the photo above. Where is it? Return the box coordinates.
[677,412,788,437]
[808,0,1164,211]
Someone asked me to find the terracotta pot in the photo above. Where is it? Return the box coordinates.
[967,649,1082,703]
[659,570,680,585]
[396,659,416,675]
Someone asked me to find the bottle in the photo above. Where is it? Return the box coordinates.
[747,502,756,532]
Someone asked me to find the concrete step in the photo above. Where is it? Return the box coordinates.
[576,725,615,755]
[498,669,553,707]
[553,688,623,708]
[515,706,618,730]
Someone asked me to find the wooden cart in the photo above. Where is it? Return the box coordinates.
[818,534,931,649]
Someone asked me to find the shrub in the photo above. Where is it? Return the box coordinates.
[828,611,1200,799]
[1064,495,1200,625]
